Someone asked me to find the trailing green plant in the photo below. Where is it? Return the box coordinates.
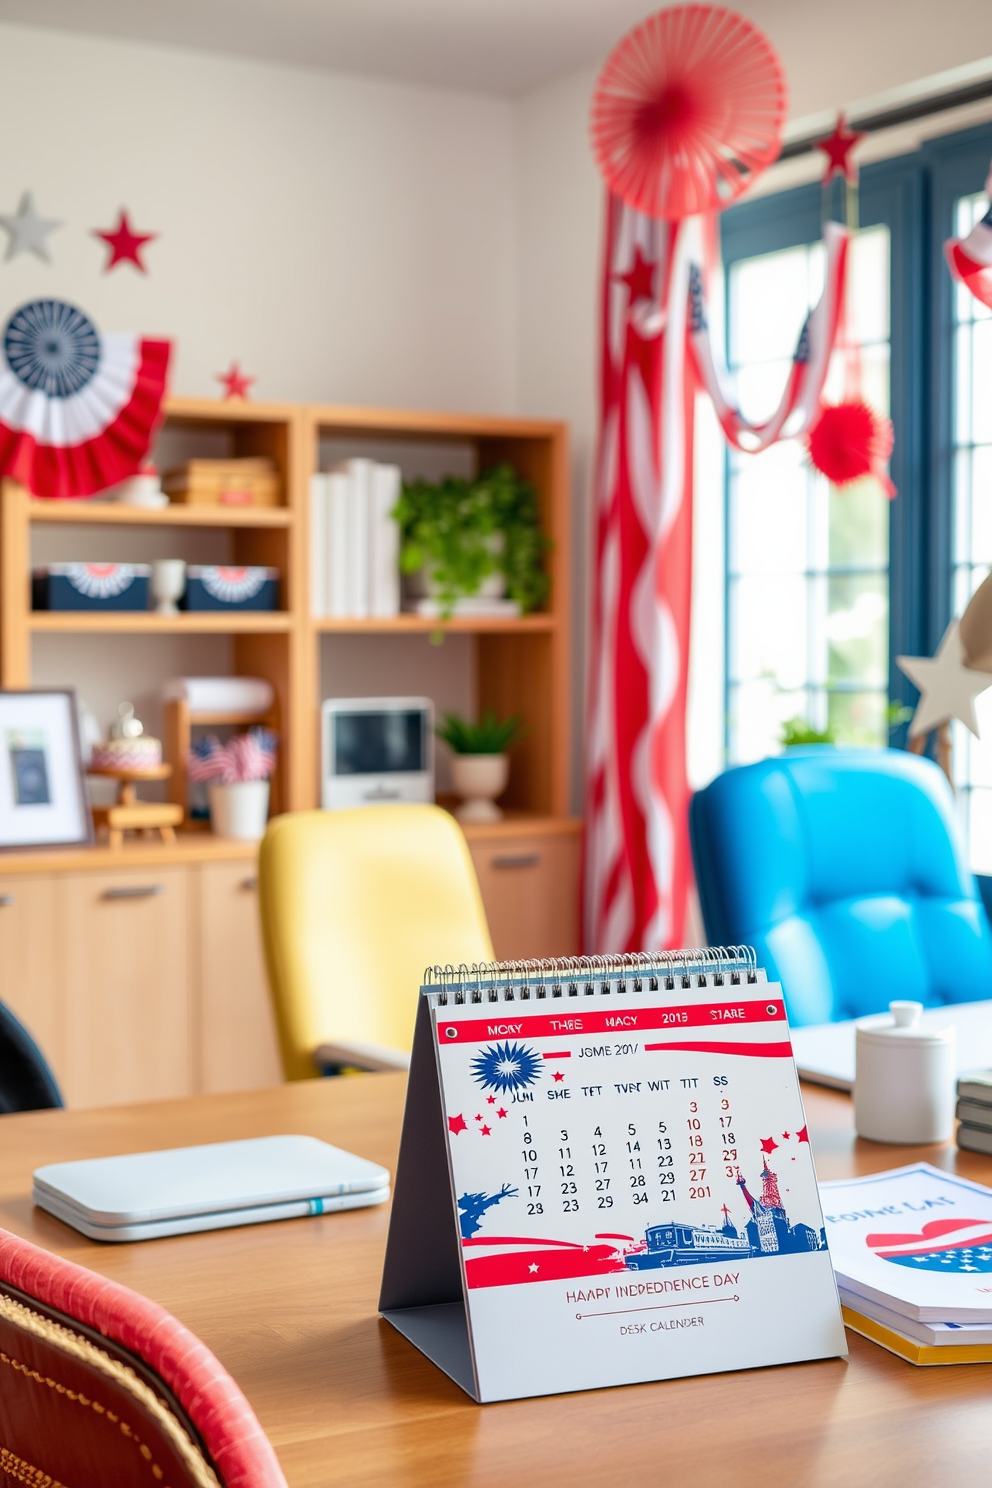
[393,464,550,617]
[436,709,528,756]
[780,716,836,747]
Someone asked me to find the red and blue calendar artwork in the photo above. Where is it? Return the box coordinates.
[426,969,847,1399]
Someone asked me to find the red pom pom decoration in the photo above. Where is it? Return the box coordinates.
[590,5,787,220]
[805,400,896,497]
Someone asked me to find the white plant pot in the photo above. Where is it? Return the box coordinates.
[451,753,509,824]
[405,534,507,602]
[209,780,270,840]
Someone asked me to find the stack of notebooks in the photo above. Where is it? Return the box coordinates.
[956,1069,992,1155]
[311,458,401,620]
[820,1164,992,1364]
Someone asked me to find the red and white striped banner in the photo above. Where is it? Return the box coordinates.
[584,196,848,953]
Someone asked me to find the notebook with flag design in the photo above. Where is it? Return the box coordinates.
[820,1164,992,1323]
[379,949,846,1403]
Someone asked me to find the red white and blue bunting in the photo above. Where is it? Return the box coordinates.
[0,299,171,498]
[946,162,992,312]
[584,198,849,953]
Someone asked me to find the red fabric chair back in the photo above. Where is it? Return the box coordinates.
[0,1228,287,1487]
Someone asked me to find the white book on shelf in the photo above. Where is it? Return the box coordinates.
[329,458,372,619]
[370,463,401,618]
[326,471,351,619]
[309,473,328,617]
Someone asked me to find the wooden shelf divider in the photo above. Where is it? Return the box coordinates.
[27,613,293,635]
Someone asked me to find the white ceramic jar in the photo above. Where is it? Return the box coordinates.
[854,1001,956,1144]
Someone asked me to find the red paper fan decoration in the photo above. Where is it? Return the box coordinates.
[590,5,787,220]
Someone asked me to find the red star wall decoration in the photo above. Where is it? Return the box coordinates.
[815,114,864,184]
[217,362,256,401]
[94,209,157,272]
[447,1114,467,1136]
[552,1070,565,1082]
[759,1136,778,1153]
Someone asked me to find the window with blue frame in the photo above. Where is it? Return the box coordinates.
[714,121,992,871]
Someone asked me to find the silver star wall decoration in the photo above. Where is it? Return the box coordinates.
[897,621,992,739]
[0,192,62,262]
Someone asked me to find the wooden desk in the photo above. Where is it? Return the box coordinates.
[0,1078,990,1487]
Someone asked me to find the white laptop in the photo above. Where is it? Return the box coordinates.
[33,1134,390,1242]
[792,999,992,1091]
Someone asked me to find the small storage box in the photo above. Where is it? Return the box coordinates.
[32,563,151,611]
[161,459,282,508]
[181,566,280,611]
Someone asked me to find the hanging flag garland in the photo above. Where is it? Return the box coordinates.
[946,158,992,312]
[584,6,854,955]
[0,298,171,498]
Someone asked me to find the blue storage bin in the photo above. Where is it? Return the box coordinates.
[32,563,151,611]
[181,566,279,612]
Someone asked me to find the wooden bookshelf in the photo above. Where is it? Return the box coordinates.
[0,394,574,844]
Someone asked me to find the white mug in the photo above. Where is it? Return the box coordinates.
[854,1001,956,1144]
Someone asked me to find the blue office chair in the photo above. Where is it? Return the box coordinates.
[689,747,992,1026]
[0,1001,63,1113]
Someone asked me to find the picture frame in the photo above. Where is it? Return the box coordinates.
[0,690,93,850]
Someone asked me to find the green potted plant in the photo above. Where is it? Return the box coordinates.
[437,710,527,823]
[393,464,549,619]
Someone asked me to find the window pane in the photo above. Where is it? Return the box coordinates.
[730,575,808,687]
[726,225,890,761]
[826,573,888,686]
[829,478,889,566]
[827,690,887,748]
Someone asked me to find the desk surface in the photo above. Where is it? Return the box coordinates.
[1,1078,990,1488]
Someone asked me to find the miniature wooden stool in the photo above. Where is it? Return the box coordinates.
[88,765,184,848]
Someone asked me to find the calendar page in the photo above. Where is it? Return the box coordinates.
[422,967,846,1401]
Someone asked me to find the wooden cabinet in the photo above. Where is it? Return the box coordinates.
[0,820,579,1109]
[60,865,192,1109]
[467,821,580,962]
[0,845,279,1111]
[193,860,281,1094]
[0,876,63,1080]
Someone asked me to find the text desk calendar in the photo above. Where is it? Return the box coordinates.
[379,952,847,1403]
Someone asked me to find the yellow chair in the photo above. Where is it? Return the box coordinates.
[258,804,494,1079]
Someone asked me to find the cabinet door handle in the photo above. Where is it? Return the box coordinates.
[492,853,541,870]
[239,876,258,891]
[0,894,15,907]
[102,885,164,900]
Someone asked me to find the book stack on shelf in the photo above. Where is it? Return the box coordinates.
[310,457,400,620]
[821,1164,992,1365]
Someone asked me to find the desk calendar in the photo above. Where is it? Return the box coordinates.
[379,951,846,1402]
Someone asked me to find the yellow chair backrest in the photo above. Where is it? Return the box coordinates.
[258,805,494,1080]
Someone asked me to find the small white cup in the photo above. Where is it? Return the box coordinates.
[151,559,187,615]
[854,1001,956,1144]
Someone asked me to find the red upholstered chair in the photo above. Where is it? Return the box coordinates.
[0,1228,287,1487]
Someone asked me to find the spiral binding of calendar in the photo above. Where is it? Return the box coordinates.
[424,946,757,1005]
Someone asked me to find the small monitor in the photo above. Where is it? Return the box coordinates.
[321,697,434,809]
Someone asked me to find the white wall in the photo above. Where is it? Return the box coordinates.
[0,21,518,747]
[0,22,517,411]
[513,2,992,805]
